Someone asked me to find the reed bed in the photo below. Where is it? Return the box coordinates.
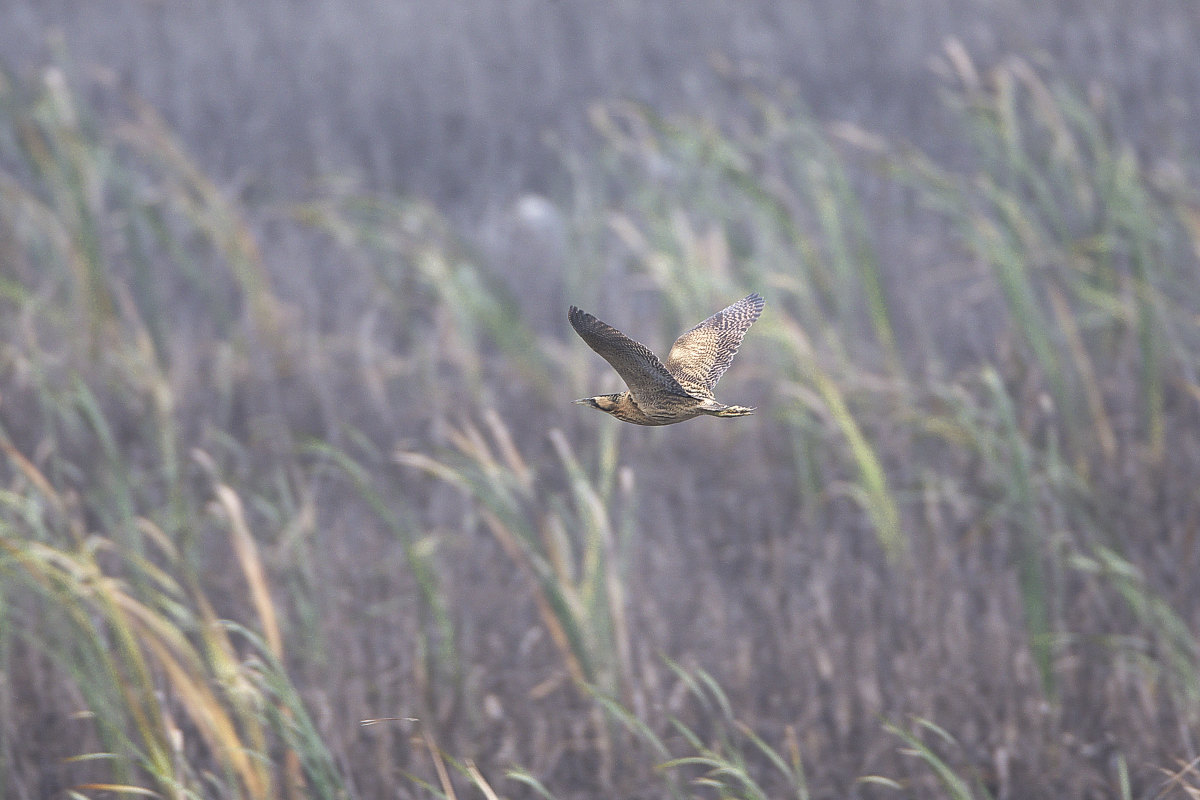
[1,41,1199,799]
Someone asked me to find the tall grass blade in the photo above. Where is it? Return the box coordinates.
[878,717,985,800]
[983,367,1053,697]
[304,440,460,694]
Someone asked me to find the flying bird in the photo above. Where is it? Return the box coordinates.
[569,293,764,425]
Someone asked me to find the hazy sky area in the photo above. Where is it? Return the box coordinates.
[3,1,1197,216]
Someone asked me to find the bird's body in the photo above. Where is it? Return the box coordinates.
[569,293,764,425]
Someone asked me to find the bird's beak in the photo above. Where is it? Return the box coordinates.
[572,398,589,405]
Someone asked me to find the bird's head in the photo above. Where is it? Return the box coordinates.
[573,394,624,414]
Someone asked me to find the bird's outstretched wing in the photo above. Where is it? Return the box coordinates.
[569,306,693,403]
[664,293,764,398]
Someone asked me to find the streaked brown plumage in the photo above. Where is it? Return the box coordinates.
[568,293,764,425]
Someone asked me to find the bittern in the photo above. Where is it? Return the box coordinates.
[568,293,764,425]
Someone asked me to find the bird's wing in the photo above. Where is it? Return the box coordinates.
[569,306,693,403]
[664,293,764,397]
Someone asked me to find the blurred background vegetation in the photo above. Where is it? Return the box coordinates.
[1,2,1199,798]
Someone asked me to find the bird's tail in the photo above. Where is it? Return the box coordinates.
[697,399,755,417]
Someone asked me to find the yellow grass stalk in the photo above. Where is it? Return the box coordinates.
[213,484,283,659]
[1047,285,1117,465]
